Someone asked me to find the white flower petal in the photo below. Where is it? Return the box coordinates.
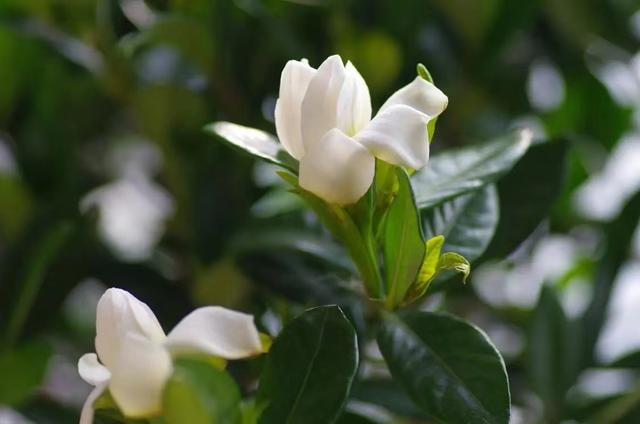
[109,333,173,418]
[275,59,316,159]
[379,76,448,118]
[336,61,372,136]
[165,306,263,359]
[300,55,346,149]
[95,288,166,369]
[355,104,430,169]
[299,128,375,205]
[80,383,107,424]
[78,353,111,386]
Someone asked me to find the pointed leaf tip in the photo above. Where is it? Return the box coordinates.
[416,63,434,83]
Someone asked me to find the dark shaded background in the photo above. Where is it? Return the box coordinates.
[0,0,639,422]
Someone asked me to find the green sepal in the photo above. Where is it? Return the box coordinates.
[383,167,426,310]
[372,159,399,239]
[416,63,434,83]
[416,235,445,288]
[92,390,127,422]
[416,63,438,142]
[404,236,471,304]
[438,252,471,283]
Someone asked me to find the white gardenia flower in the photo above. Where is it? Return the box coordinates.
[77,288,262,423]
[275,55,448,205]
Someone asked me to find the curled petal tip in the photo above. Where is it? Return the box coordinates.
[165,306,263,359]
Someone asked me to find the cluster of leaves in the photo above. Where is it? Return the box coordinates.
[0,0,639,423]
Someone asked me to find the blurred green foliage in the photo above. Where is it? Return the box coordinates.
[0,0,639,423]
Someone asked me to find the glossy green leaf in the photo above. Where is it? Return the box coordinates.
[0,341,51,405]
[257,306,359,424]
[422,185,499,262]
[163,358,241,424]
[412,129,532,209]
[383,167,426,309]
[336,411,379,424]
[205,122,298,172]
[351,378,428,420]
[378,311,510,424]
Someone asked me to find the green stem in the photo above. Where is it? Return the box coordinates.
[348,229,383,299]
[3,223,72,349]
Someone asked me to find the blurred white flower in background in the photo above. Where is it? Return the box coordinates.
[527,59,566,112]
[0,137,16,175]
[573,134,640,221]
[473,235,589,313]
[81,177,173,261]
[80,140,174,262]
[578,41,640,221]
[574,369,636,399]
[0,408,32,424]
[596,261,640,363]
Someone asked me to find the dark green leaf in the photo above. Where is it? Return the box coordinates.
[609,351,640,368]
[422,184,499,262]
[258,306,359,424]
[580,190,640,368]
[18,397,79,424]
[230,228,352,273]
[335,411,378,424]
[205,122,298,172]
[378,311,510,424]
[588,387,640,424]
[383,167,425,309]
[119,16,215,73]
[251,188,304,218]
[412,130,531,209]
[0,341,51,405]
[528,286,580,422]
[163,358,241,424]
[3,222,72,348]
[351,378,428,420]
[0,175,33,242]
[484,140,568,259]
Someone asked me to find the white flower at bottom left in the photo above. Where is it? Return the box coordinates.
[77,288,263,424]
